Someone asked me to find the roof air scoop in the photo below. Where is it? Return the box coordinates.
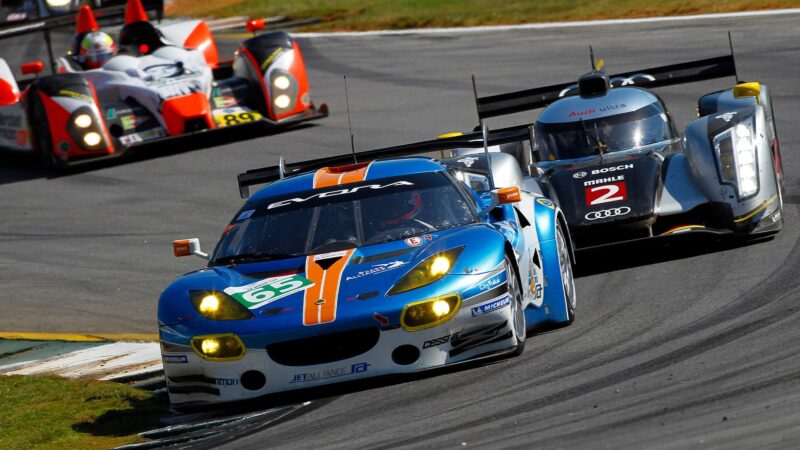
[577,70,610,98]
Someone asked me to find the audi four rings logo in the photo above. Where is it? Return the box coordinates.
[585,207,631,221]
[573,171,587,179]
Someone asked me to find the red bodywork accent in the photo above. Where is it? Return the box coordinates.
[0,78,19,106]
[246,19,265,33]
[76,5,99,34]
[21,61,44,75]
[275,41,311,121]
[238,42,313,121]
[161,93,214,136]
[183,21,219,68]
[87,81,115,155]
[125,0,149,25]
[38,92,75,157]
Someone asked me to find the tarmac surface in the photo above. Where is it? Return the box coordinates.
[2,12,800,449]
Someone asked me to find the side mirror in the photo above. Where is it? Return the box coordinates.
[21,61,44,76]
[733,82,761,100]
[246,18,266,34]
[173,238,209,260]
[493,186,521,204]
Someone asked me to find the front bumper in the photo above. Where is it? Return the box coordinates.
[160,291,515,407]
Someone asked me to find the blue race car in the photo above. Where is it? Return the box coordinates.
[158,145,576,407]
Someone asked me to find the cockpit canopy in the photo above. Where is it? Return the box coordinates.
[535,87,674,161]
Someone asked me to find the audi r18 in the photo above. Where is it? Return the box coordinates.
[0,0,326,168]
[158,145,576,407]
[424,50,784,249]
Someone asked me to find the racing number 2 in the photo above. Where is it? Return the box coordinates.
[585,182,627,206]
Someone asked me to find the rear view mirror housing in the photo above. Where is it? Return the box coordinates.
[173,238,209,260]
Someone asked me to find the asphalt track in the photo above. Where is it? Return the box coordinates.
[2,12,800,450]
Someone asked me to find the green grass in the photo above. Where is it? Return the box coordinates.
[0,375,167,450]
[167,0,800,31]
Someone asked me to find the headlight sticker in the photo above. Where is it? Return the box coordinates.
[224,274,314,310]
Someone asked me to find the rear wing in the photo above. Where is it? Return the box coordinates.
[476,54,738,120]
[0,0,163,72]
[236,125,531,198]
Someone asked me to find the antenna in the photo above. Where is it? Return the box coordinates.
[728,31,740,84]
[343,75,357,164]
[472,75,495,190]
[590,46,596,70]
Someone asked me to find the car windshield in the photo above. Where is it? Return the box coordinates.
[536,102,672,161]
[211,172,476,264]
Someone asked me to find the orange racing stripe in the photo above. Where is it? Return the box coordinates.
[303,249,356,326]
[312,162,372,189]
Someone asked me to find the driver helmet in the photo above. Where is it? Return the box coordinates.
[379,191,423,227]
[79,31,117,69]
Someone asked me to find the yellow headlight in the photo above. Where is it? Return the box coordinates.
[190,291,253,320]
[430,257,451,276]
[388,247,464,295]
[191,334,246,361]
[401,294,461,331]
[198,295,220,314]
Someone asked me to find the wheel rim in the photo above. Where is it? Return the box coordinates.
[556,225,575,310]
[506,257,526,343]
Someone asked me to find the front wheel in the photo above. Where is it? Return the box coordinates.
[555,221,576,324]
[505,254,526,356]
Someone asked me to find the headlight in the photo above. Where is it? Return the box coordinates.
[191,334,246,361]
[274,94,291,109]
[388,247,463,295]
[713,116,758,199]
[273,75,291,90]
[401,294,461,331]
[190,291,253,320]
[74,114,92,129]
[83,132,102,147]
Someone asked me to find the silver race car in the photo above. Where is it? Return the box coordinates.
[424,50,784,249]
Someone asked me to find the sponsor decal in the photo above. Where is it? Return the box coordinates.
[423,333,459,349]
[610,73,656,87]
[313,250,349,261]
[290,362,370,383]
[119,128,167,146]
[405,236,422,247]
[599,104,626,112]
[585,206,632,221]
[213,96,238,109]
[224,274,315,310]
[268,181,414,210]
[478,274,503,291]
[236,209,255,221]
[584,175,624,187]
[0,111,21,127]
[215,378,239,386]
[573,171,587,179]
[471,295,511,317]
[163,354,188,364]
[457,156,478,168]
[536,197,555,208]
[373,312,389,326]
[120,115,146,131]
[591,164,634,175]
[585,182,627,206]
[215,110,263,127]
[346,260,407,281]
[261,48,284,72]
[106,108,117,120]
[768,210,782,223]
[15,130,27,147]
[568,108,595,118]
[57,89,92,102]
[716,112,737,122]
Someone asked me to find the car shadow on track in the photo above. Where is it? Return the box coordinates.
[573,233,777,278]
[0,123,318,186]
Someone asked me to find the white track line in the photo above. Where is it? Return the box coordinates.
[289,8,800,38]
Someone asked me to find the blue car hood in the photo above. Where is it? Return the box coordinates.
[159,224,507,337]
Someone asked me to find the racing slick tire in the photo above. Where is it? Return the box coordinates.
[28,93,61,170]
[556,221,576,325]
[506,254,527,356]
